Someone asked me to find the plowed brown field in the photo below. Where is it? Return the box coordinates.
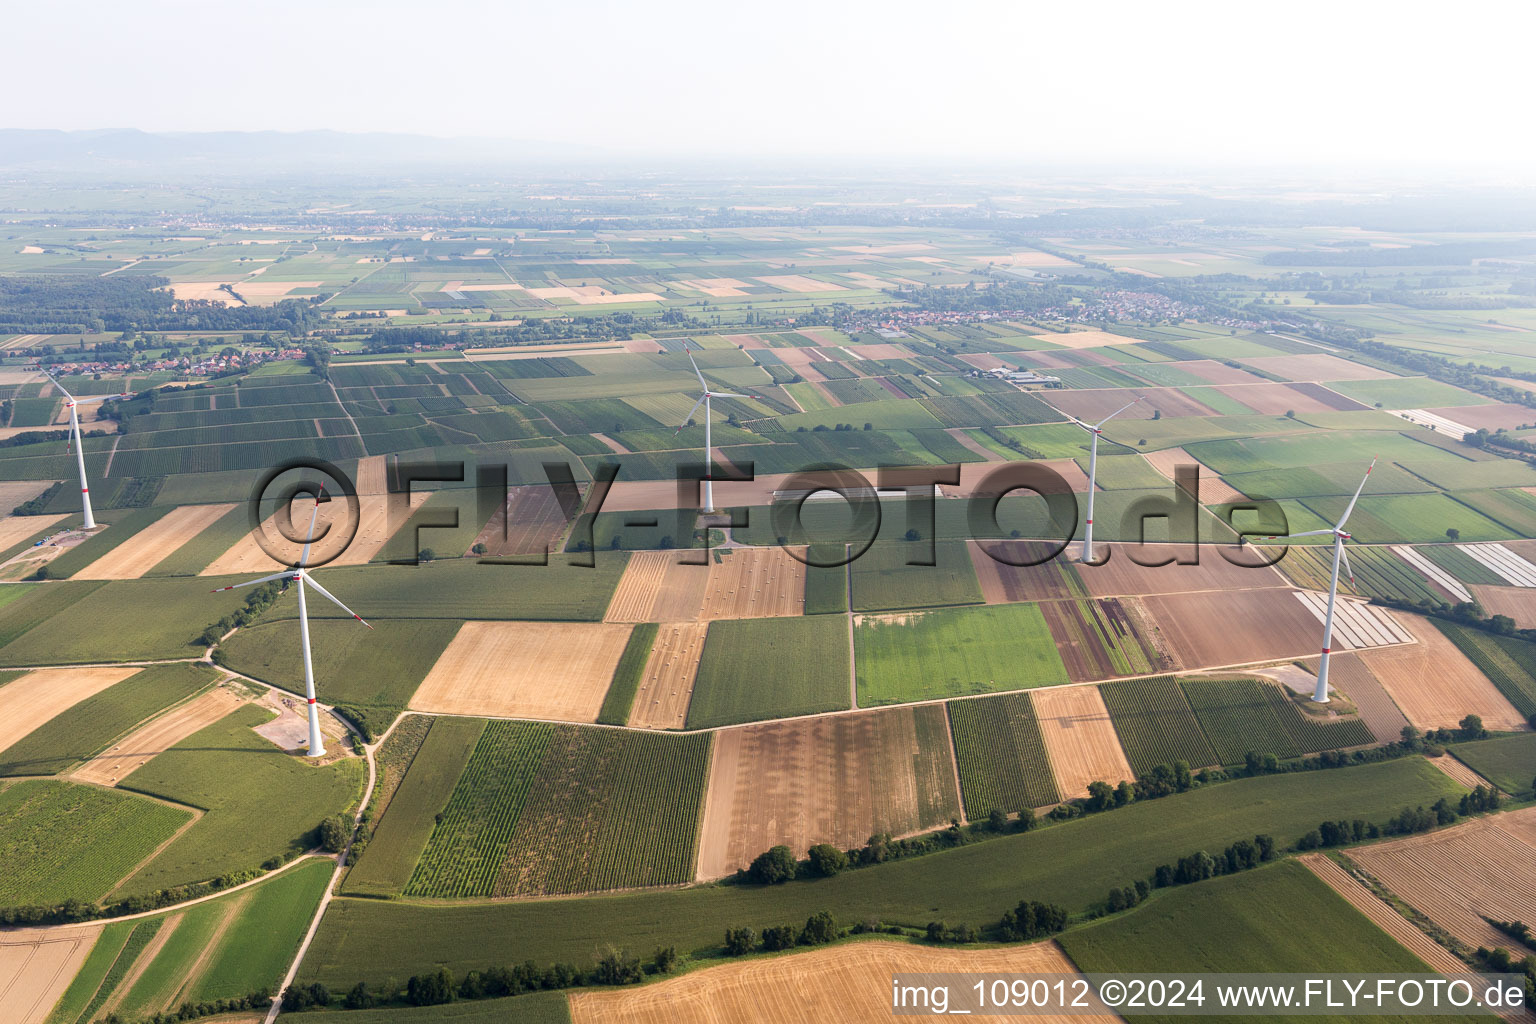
[1360,615,1528,732]
[77,503,237,579]
[1031,685,1135,798]
[568,939,1118,1024]
[1216,382,1341,416]
[411,621,633,722]
[1348,810,1536,951]
[0,924,103,1024]
[967,540,1083,603]
[1469,584,1536,629]
[628,622,707,730]
[1139,448,1246,505]
[1076,541,1288,597]
[694,705,961,879]
[1139,589,1322,669]
[1297,653,1409,743]
[72,684,247,786]
[0,666,141,753]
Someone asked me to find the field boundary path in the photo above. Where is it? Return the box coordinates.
[327,379,365,448]
[845,544,857,710]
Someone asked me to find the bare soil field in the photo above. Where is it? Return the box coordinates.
[694,706,961,879]
[958,352,1010,371]
[77,503,237,579]
[1241,354,1395,381]
[700,546,805,619]
[72,684,247,786]
[1039,597,1166,681]
[605,550,709,622]
[1469,584,1536,628]
[411,620,633,722]
[473,483,571,558]
[967,540,1082,603]
[1299,854,1468,976]
[0,666,141,753]
[1214,382,1341,416]
[755,274,846,293]
[1360,615,1528,732]
[1042,388,1214,421]
[1139,589,1323,669]
[1031,685,1136,798]
[1076,541,1287,597]
[1293,653,1409,743]
[0,923,103,1024]
[1174,359,1269,385]
[1348,811,1536,951]
[0,512,68,552]
[1424,403,1535,432]
[569,939,1116,1024]
[628,621,707,730]
[1286,381,1370,411]
[1030,330,1143,351]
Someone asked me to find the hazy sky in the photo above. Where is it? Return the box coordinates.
[9,0,1533,166]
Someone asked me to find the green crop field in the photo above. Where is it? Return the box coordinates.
[305,757,1464,984]
[596,622,658,725]
[687,616,850,728]
[0,580,103,649]
[0,662,219,776]
[345,716,483,898]
[186,859,334,1002]
[408,722,710,897]
[856,603,1068,706]
[1060,860,1482,1024]
[1324,376,1490,408]
[0,577,249,666]
[1300,493,1514,545]
[1180,677,1372,765]
[216,617,461,739]
[42,919,133,1024]
[1099,676,1219,774]
[69,917,164,1024]
[1273,543,1442,604]
[947,693,1061,817]
[1448,732,1536,798]
[1430,620,1536,718]
[849,539,984,612]
[803,559,848,614]
[0,780,192,906]
[119,704,363,895]
[254,557,628,623]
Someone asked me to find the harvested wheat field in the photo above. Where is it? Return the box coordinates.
[0,512,68,550]
[700,546,804,619]
[1173,359,1268,386]
[1428,753,1495,792]
[473,483,571,558]
[1348,811,1536,951]
[0,923,103,1024]
[1031,685,1135,798]
[1030,329,1142,352]
[967,540,1083,603]
[76,503,237,579]
[1076,541,1287,597]
[1299,854,1468,976]
[72,684,247,786]
[1139,589,1323,669]
[694,705,961,879]
[604,549,709,622]
[0,666,141,753]
[1469,584,1536,629]
[0,481,61,513]
[568,939,1117,1024]
[629,621,707,730]
[1140,447,1246,504]
[1360,616,1527,732]
[411,621,633,722]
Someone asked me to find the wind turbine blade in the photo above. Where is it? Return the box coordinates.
[1093,395,1145,430]
[1335,457,1377,530]
[44,373,74,402]
[71,393,129,405]
[1266,529,1335,540]
[298,488,325,569]
[674,393,707,434]
[709,392,746,399]
[302,573,373,628]
[686,347,709,391]
[211,569,295,593]
[1339,543,1356,587]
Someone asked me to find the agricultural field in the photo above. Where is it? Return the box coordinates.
[306,757,1466,981]
[1360,615,1529,732]
[0,779,193,906]
[855,602,1068,705]
[1038,597,1169,679]
[1179,676,1373,764]
[1431,619,1536,719]
[1273,542,1447,604]
[118,704,363,895]
[407,721,711,897]
[695,705,960,878]
[1448,732,1536,797]
[1098,675,1218,774]
[848,539,984,612]
[1031,684,1137,799]
[687,615,850,728]
[948,692,1061,816]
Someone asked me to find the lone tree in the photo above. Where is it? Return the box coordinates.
[748,845,798,884]
[1446,528,1461,541]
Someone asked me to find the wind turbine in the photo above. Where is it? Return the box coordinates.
[1071,396,1145,564]
[676,343,744,514]
[1268,458,1376,704]
[42,370,129,531]
[211,490,371,757]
